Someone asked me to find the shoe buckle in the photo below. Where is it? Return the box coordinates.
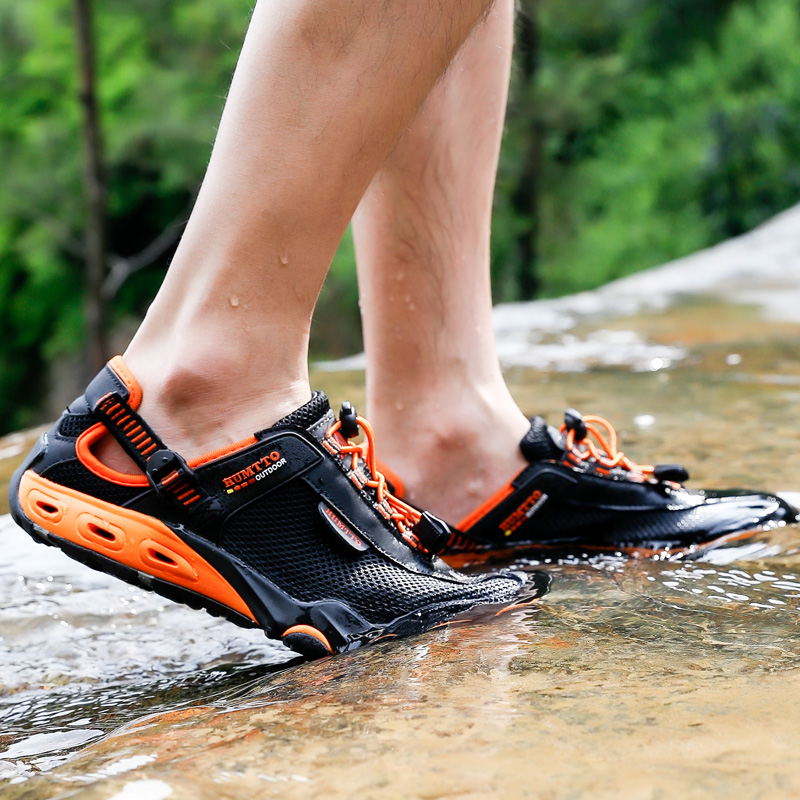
[146,449,204,508]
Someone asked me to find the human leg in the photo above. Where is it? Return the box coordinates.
[351,0,796,551]
[10,0,543,658]
[352,0,527,525]
[123,0,502,462]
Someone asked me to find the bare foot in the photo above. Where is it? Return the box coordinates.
[91,348,311,474]
[374,392,530,525]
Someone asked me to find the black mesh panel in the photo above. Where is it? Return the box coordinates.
[42,460,145,507]
[220,481,518,623]
[56,414,95,439]
[509,503,732,546]
[520,417,562,462]
[268,392,330,432]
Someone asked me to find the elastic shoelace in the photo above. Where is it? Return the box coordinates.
[325,415,424,550]
[561,414,654,477]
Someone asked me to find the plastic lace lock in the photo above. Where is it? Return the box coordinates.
[653,463,690,484]
[338,401,360,439]
[146,449,203,507]
[564,408,587,441]
[411,511,450,555]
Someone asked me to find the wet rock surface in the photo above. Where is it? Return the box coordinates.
[2,216,800,799]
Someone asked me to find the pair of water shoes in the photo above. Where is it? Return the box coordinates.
[9,357,795,657]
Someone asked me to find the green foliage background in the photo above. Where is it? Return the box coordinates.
[1,0,800,433]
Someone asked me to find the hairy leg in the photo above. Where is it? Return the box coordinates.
[116,0,496,465]
[352,0,527,525]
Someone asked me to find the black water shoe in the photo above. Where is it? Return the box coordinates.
[438,409,797,556]
[9,357,545,658]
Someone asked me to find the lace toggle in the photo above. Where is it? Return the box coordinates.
[327,403,442,553]
[561,408,656,477]
[561,408,690,484]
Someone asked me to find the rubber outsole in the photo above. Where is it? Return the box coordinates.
[10,466,541,659]
[18,469,258,622]
[21,515,260,630]
[443,525,781,568]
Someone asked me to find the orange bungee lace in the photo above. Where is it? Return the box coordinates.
[325,415,425,550]
[561,414,654,477]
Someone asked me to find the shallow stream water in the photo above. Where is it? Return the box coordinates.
[2,285,800,798]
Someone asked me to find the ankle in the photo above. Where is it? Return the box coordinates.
[370,376,529,455]
[122,342,311,461]
[372,387,530,525]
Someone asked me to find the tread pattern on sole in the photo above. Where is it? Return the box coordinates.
[11,469,543,658]
[29,520,259,630]
[12,473,387,657]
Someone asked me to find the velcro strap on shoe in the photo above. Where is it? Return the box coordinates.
[92,393,208,508]
[83,362,164,471]
[84,363,207,509]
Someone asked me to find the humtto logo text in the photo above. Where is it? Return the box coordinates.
[223,451,286,494]
[500,489,548,535]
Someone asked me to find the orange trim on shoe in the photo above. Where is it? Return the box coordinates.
[76,423,261,485]
[108,355,143,409]
[325,415,424,547]
[282,624,334,654]
[456,480,516,532]
[76,424,149,487]
[188,435,259,469]
[18,469,257,622]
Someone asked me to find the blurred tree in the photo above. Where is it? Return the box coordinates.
[74,0,108,372]
[0,0,249,431]
[1,0,800,434]
[535,0,800,295]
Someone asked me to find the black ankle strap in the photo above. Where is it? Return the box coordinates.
[92,390,164,471]
[83,363,163,471]
[85,363,207,509]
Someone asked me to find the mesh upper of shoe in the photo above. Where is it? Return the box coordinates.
[220,481,521,623]
[41,460,144,506]
[56,413,96,439]
[41,391,522,623]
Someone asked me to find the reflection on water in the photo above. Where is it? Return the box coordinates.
[3,512,800,797]
[0,515,298,785]
[2,293,800,798]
